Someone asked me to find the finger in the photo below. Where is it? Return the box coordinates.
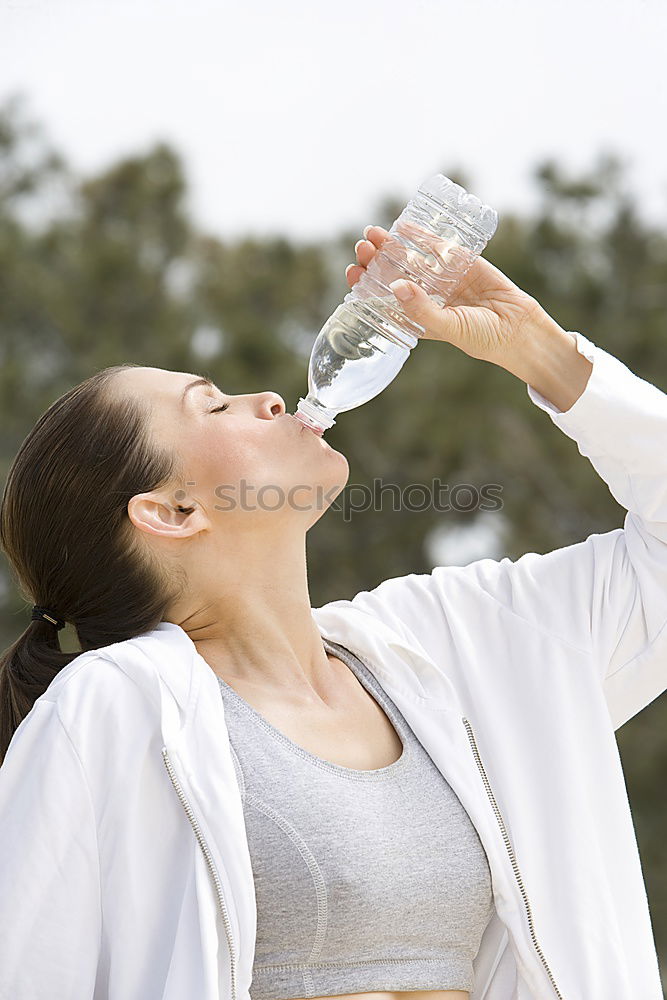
[354,239,377,267]
[363,224,389,248]
[345,262,364,287]
[388,279,462,344]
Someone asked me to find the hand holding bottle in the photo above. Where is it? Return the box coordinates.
[346,225,547,370]
[295,175,505,434]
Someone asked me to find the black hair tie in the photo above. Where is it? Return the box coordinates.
[31,606,66,631]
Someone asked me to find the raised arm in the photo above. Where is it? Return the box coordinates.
[341,230,667,730]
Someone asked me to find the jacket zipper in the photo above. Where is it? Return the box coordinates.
[462,717,564,1000]
[162,747,238,1000]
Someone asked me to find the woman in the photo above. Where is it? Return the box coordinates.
[0,226,665,1000]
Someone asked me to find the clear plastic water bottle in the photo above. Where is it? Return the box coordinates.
[294,174,498,435]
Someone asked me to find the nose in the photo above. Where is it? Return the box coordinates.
[254,391,286,419]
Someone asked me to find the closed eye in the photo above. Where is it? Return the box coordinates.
[208,403,230,413]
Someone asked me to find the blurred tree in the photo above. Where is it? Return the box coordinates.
[0,96,666,983]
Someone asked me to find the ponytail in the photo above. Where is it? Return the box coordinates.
[0,619,79,763]
[0,364,186,767]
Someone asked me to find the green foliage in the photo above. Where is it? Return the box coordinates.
[1,96,666,977]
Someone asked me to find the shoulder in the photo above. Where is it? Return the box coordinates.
[40,647,142,722]
[28,637,165,774]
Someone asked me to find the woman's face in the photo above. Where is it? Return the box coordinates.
[116,366,349,533]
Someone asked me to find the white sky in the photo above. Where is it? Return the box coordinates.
[2,0,666,241]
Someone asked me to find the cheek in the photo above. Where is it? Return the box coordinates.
[177,426,237,492]
[203,423,324,494]
[200,431,278,492]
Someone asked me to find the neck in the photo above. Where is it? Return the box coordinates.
[167,529,332,697]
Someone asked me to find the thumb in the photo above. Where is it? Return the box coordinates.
[389,279,457,343]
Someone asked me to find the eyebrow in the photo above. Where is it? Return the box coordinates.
[180,377,215,408]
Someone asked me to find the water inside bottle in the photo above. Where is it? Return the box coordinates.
[308,292,444,412]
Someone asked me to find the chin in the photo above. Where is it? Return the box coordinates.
[323,467,349,504]
[322,441,348,467]
[326,451,349,482]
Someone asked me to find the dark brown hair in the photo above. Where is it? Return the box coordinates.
[0,364,187,766]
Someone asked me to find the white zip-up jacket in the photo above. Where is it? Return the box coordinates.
[1,330,666,1000]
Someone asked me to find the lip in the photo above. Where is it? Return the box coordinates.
[286,412,329,442]
[286,412,324,437]
[301,423,326,440]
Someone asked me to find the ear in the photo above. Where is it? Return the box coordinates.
[127,492,208,540]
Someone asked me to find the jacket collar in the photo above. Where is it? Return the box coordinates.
[311,601,464,717]
[80,604,465,748]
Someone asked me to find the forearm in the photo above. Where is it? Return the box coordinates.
[501,306,593,413]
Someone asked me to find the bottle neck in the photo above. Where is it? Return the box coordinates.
[294,396,336,434]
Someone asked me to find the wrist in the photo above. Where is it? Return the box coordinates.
[501,306,593,412]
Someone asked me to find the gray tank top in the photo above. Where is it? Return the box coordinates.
[217,638,494,999]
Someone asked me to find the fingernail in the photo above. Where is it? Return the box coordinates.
[390,279,414,301]
[363,225,372,239]
[354,239,364,253]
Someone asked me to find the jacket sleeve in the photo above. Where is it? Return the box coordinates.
[0,699,102,999]
[346,330,667,731]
